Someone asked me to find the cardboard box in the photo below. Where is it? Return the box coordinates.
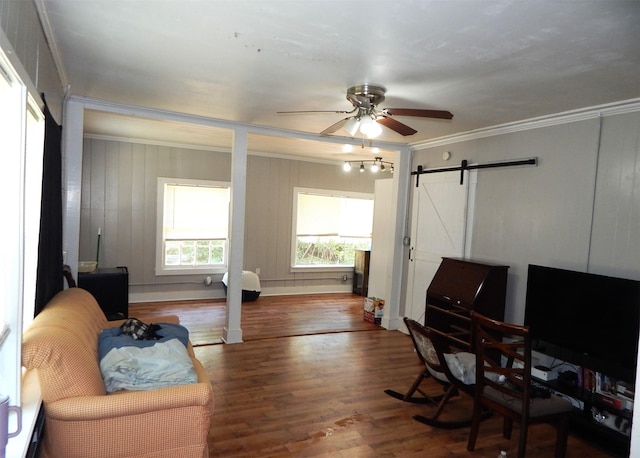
[363,297,385,325]
[363,310,376,323]
[363,297,375,312]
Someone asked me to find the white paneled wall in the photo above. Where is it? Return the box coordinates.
[589,112,640,277]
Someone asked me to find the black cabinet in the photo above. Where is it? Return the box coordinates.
[353,250,370,296]
[78,266,129,320]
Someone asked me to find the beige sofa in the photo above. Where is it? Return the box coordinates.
[22,287,214,458]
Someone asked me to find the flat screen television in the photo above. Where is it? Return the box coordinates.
[524,264,640,383]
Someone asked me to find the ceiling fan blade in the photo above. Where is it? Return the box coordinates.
[377,116,417,136]
[277,109,355,115]
[320,117,350,136]
[384,108,453,120]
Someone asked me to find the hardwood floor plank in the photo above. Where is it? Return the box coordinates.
[130,293,376,345]
[196,333,617,457]
[132,294,621,457]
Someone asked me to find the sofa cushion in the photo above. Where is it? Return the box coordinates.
[22,288,108,402]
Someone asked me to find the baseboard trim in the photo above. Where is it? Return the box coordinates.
[129,285,355,303]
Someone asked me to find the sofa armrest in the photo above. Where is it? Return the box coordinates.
[45,382,213,421]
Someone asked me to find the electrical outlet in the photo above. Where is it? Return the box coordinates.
[255,267,261,275]
[342,274,348,281]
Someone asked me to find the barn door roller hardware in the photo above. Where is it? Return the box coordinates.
[411,158,537,186]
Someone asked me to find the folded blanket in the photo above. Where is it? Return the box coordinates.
[99,322,190,359]
[99,323,197,392]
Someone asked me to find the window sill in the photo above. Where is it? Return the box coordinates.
[155,266,227,276]
[6,369,41,458]
[290,266,354,273]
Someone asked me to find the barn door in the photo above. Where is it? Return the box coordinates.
[404,171,474,324]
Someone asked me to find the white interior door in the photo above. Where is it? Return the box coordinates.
[405,171,472,324]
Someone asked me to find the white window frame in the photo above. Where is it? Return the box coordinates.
[291,187,374,272]
[155,177,231,276]
[0,46,44,407]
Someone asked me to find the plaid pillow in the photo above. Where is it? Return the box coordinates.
[120,318,162,340]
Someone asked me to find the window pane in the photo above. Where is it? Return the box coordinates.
[0,49,42,404]
[158,178,230,272]
[195,241,210,265]
[180,242,195,265]
[164,239,226,267]
[23,98,44,331]
[296,192,373,237]
[296,236,371,266]
[164,184,229,239]
[297,193,341,235]
[194,240,225,265]
[165,241,180,266]
[293,189,373,268]
[339,198,374,237]
[0,60,18,338]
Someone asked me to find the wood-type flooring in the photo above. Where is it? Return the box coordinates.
[129,294,621,458]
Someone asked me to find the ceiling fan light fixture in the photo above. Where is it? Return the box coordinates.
[343,117,361,137]
[281,84,453,138]
[358,116,382,139]
[368,122,383,139]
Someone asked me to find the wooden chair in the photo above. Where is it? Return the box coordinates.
[385,317,481,429]
[468,311,573,458]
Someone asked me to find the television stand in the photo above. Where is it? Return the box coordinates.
[532,369,632,455]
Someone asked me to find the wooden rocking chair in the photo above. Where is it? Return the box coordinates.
[386,317,486,429]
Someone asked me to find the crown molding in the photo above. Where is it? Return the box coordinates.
[410,99,640,149]
[34,0,69,87]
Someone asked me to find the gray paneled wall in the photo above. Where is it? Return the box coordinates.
[411,111,640,325]
[0,0,64,120]
[244,155,381,292]
[80,138,381,301]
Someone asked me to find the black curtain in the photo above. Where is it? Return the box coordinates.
[34,96,63,315]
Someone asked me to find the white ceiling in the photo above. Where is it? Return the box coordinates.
[39,0,640,163]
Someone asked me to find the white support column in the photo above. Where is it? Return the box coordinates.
[223,127,248,344]
[381,146,412,331]
[62,98,84,276]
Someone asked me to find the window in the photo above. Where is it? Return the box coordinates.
[292,187,373,269]
[156,178,230,275]
[0,47,44,404]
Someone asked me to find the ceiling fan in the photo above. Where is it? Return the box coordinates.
[278,84,453,138]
